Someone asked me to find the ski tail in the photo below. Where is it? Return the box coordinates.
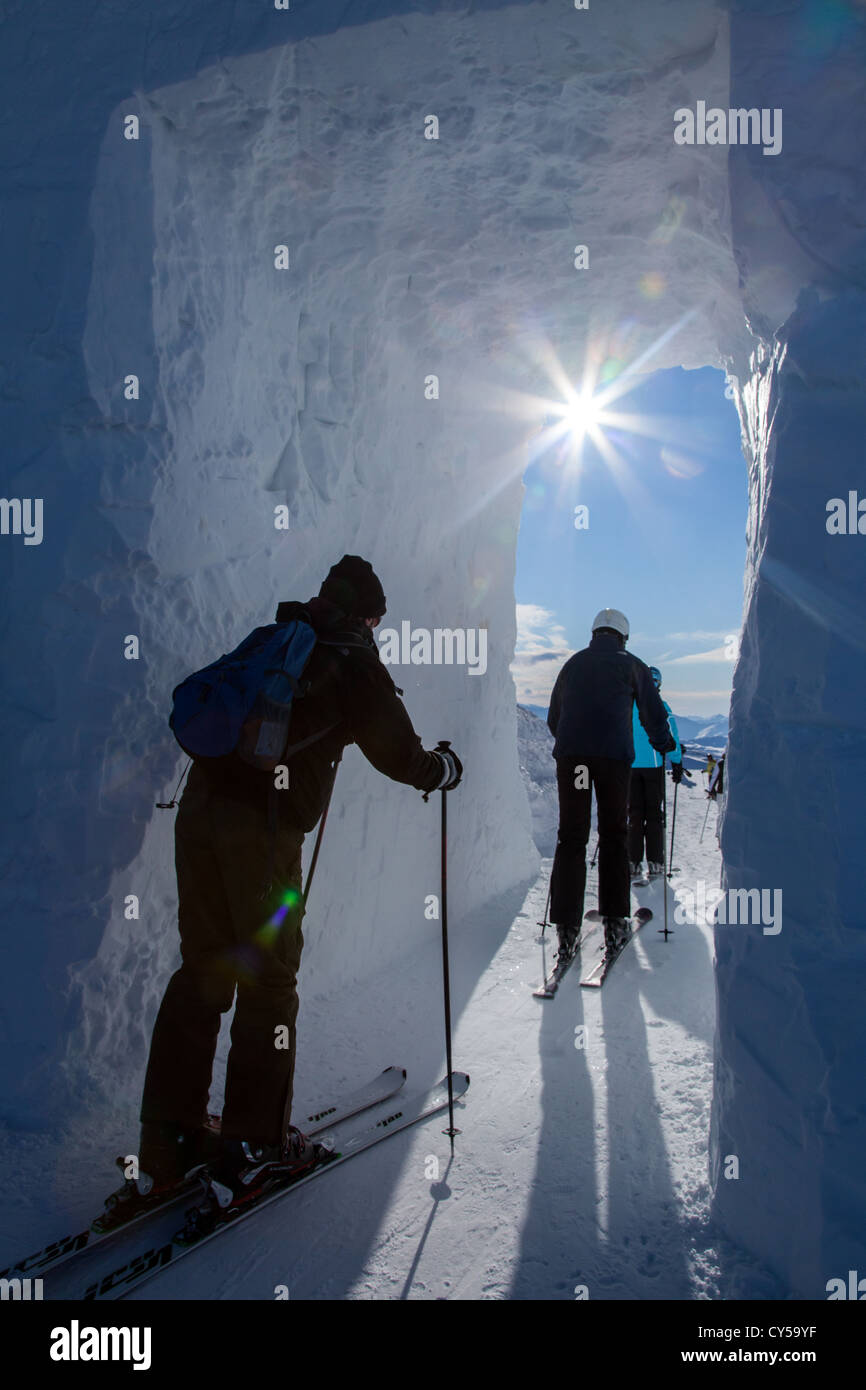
[80,1072,470,1301]
[2,1065,408,1282]
[580,908,653,988]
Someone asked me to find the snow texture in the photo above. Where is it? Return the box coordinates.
[6,782,761,1301]
[1,0,864,1298]
[516,704,558,855]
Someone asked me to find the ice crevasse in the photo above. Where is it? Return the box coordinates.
[0,0,864,1298]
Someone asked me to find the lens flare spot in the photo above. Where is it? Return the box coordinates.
[256,887,302,947]
[639,271,666,299]
[660,446,704,479]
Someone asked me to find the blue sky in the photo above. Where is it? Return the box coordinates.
[512,365,746,717]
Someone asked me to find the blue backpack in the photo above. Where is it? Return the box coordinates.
[169,616,335,772]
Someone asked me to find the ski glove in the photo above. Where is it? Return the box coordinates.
[433,748,463,792]
[671,763,685,784]
[654,734,677,756]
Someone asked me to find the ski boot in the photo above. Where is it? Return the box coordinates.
[93,1114,221,1233]
[647,862,665,879]
[602,916,631,954]
[630,861,645,882]
[203,1127,335,1218]
[555,925,579,963]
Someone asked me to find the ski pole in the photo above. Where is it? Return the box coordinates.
[661,756,669,940]
[302,751,343,910]
[667,774,679,880]
[699,794,712,844]
[156,758,192,810]
[538,877,552,937]
[432,740,459,1152]
[277,753,342,1140]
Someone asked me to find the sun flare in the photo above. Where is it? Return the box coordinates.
[561,393,604,439]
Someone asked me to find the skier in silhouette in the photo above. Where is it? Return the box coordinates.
[547,609,675,959]
[125,557,462,1215]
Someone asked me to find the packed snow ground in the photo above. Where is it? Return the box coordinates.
[1,763,777,1300]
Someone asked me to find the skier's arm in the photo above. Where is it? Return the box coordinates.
[344,652,446,793]
[547,670,563,738]
[634,662,676,754]
[666,708,683,764]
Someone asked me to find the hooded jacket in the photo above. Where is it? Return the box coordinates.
[547,630,673,763]
[198,596,443,831]
[632,699,682,769]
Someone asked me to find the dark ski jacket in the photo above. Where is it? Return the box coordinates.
[547,631,674,764]
[198,595,444,831]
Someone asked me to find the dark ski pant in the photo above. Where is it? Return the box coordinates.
[628,766,665,865]
[550,755,631,925]
[140,766,304,1144]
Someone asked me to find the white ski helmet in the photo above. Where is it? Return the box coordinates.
[591,607,629,639]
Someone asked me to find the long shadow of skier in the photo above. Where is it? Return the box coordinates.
[509,876,699,1300]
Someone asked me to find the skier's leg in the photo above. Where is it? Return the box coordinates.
[644,766,665,865]
[593,757,632,919]
[550,757,592,930]
[140,769,236,1137]
[216,796,305,1144]
[627,768,646,866]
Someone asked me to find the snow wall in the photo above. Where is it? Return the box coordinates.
[1,0,863,1298]
[713,1,866,1298]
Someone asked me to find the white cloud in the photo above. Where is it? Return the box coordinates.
[665,690,733,700]
[664,629,734,642]
[666,645,735,665]
[511,603,572,705]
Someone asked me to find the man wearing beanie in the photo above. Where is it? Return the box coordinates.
[135,556,462,1207]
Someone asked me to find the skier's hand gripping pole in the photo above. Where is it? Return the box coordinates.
[667,756,675,939]
[431,739,460,1152]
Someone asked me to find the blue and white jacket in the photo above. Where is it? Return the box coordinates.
[632,699,681,769]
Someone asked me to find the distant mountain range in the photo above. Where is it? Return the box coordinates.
[672,714,729,751]
[516,703,729,854]
[521,705,728,748]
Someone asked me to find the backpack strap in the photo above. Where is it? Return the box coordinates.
[281,722,339,760]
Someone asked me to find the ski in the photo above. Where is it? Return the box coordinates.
[580,908,653,988]
[533,917,602,998]
[532,950,577,1000]
[77,1071,470,1301]
[1,1065,407,1285]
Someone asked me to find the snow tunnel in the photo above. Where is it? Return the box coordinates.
[2,0,865,1299]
